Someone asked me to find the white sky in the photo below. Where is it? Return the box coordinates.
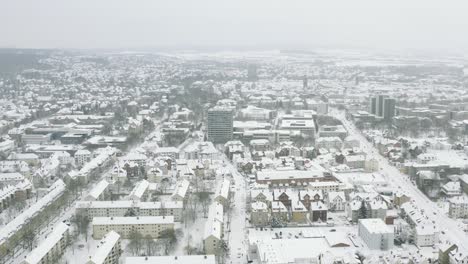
[1,0,467,53]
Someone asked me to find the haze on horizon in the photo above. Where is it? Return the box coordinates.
[1,0,468,55]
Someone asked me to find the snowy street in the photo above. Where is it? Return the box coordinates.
[224,156,248,264]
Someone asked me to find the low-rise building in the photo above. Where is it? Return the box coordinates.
[316,137,343,150]
[214,179,230,207]
[128,180,150,201]
[76,200,183,221]
[271,201,288,223]
[368,199,388,220]
[448,195,468,218]
[85,179,109,201]
[251,201,269,226]
[358,218,394,250]
[92,216,174,239]
[449,248,468,264]
[0,180,66,248]
[256,167,331,186]
[21,222,70,264]
[171,179,190,203]
[75,149,92,168]
[414,224,439,248]
[310,201,328,222]
[327,191,346,211]
[125,255,216,264]
[308,181,341,193]
[86,230,121,264]
[203,218,222,255]
[291,199,308,223]
[441,181,462,196]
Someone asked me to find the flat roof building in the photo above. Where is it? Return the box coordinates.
[92,216,174,239]
[358,218,394,250]
[207,107,233,144]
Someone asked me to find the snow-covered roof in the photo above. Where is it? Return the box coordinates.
[251,201,268,212]
[23,222,69,264]
[129,180,149,200]
[257,169,324,181]
[93,216,174,226]
[0,180,66,245]
[358,218,392,234]
[415,223,438,236]
[310,201,327,211]
[172,179,190,200]
[125,255,216,264]
[87,230,120,264]
[449,195,468,205]
[368,199,388,210]
[291,199,307,212]
[77,200,183,210]
[207,202,224,223]
[215,179,230,200]
[271,201,287,212]
[203,218,222,240]
[76,200,134,209]
[75,149,91,156]
[328,191,345,202]
[0,172,24,182]
[139,201,183,210]
[86,179,109,201]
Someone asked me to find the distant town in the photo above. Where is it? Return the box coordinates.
[0,48,467,264]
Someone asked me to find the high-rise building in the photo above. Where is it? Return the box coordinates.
[303,75,308,89]
[247,64,258,81]
[376,95,387,117]
[207,107,233,144]
[370,97,377,115]
[370,95,396,121]
[383,98,396,121]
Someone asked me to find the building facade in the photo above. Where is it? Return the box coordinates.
[207,107,233,144]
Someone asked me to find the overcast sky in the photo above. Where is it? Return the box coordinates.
[1,0,468,53]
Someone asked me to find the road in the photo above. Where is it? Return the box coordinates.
[223,155,248,264]
[333,109,468,252]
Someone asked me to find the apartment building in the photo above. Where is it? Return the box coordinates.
[86,230,121,264]
[358,218,394,250]
[92,216,174,239]
[21,222,70,264]
[76,201,183,221]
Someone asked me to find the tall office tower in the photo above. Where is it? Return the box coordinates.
[383,98,396,121]
[207,107,233,144]
[303,75,308,89]
[370,97,377,115]
[376,94,388,117]
[247,64,258,81]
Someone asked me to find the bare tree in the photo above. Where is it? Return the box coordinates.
[71,212,90,241]
[144,234,157,256]
[159,229,180,255]
[196,191,211,218]
[128,230,144,256]
[21,227,36,250]
[184,235,197,255]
